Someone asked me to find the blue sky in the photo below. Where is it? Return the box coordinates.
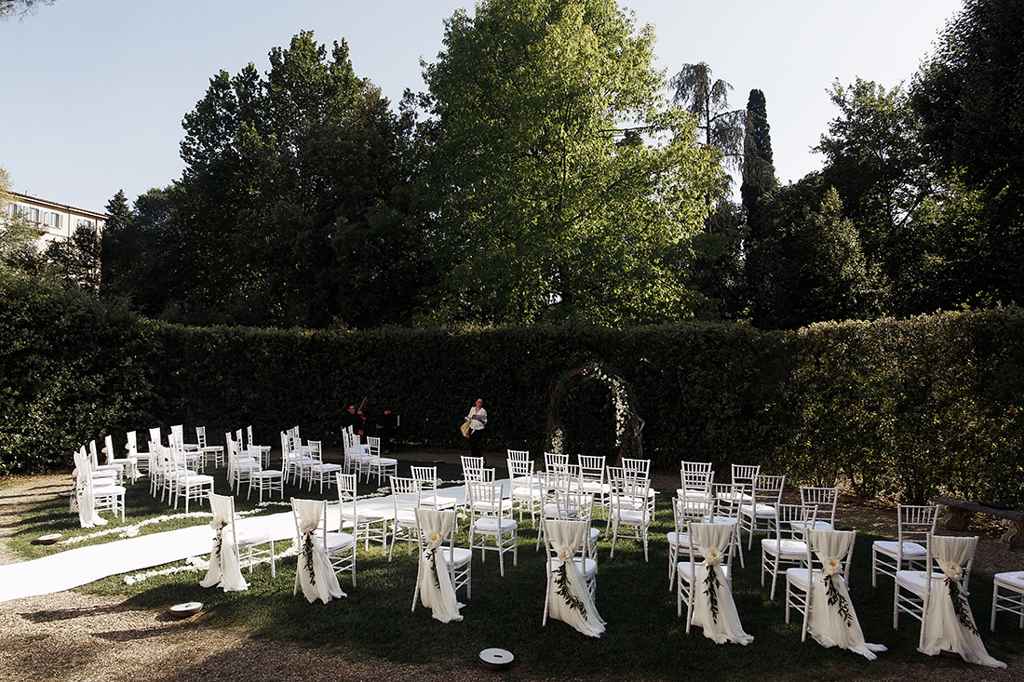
[0,0,962,213]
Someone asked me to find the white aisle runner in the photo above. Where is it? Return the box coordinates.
[0,481,503,603]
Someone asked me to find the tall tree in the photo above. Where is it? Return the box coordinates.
[99,189,131,299]
[740,89,776,238]
[670,63,745,169]
[168,31,433,328]
[418,0,724,326]
[912,0,1024,304]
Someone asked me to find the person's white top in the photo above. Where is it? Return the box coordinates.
[467,406,488,432]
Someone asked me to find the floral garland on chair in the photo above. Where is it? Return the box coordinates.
[702,547,722,623]
[943,563,978,635]
[212,520,228,566]
[423,532,442,590]
[823,558,853,627]
[555,550,587,617]
[302,531,317,587]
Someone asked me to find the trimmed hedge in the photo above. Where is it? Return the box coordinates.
[2,272,1022,507]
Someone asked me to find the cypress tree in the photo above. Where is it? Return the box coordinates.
[741,89,776,239]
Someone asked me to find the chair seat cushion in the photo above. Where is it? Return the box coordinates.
[872,540,927,558]
[181,475,214,485]
[785,567,825,590]
[237,531,272,547]
[92,485,126,496]
[512,485,542,497]
[420,496,458,510]
[677,488,710,500]
[314,530,356,551]
[370,457,397,466]
[473,517,517,533]
[395,509,418,525]
[442,547,473,567]
[580,480,609,494]
[704,515,738,525]
[311,463,342,473]
[667,531,690,548]
[761,538,808,558]
[251,470,282,479]
[995,571,1024,590]
[896,569,944,596]
[716,491,753,503]
[474,500,509,514]
[677,561,731,582]
[791,520,834,532]
[618,509,650,524]
[740,503,778,518]
[550,557,597,579]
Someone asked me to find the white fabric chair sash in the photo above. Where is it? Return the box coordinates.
[293,499,346,604]
[546,519,605,637]
[415,508,464,623]
[690,523,752,645]
[73,451,106,528]
[920,536,1005,668]
[200,494,248,592]
[808,530,886,659]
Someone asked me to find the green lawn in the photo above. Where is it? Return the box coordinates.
[5,461,1021,680]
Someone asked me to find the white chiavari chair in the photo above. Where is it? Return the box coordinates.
[608,466,652,561]
[337,472,389,550]
[800,486,839,530]
[467,479,518,576]
[741,474,785,550]
[761,503,817,600]
[871,504,937,588]
[388,476,422,561]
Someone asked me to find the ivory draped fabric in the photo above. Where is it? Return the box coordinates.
[546,519,605,637]
[72,451,106,529]
[293,499,346,604]
[688,523,753,645]
[919,536,1005,668]
[415,508,464,623]
[200,495,248,592]
[807,530,886,660]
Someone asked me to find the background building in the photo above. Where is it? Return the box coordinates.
[3,191,107,247]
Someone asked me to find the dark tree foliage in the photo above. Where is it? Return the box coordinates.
[123,31,435,328]
[741,89,776,240]
[44,224,101,291]
[688,199,746,320]
[99,190,131,299]
[748,174,877,329]
[912,0,1024,305]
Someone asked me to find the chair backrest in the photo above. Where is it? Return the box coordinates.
[800,486,838,527]
[680,469,713,498]
[686,521,735,570]
[246,425,254,446]
[897,504,938,545]
[731,463,760,488]
[410,466,439,498]
[545,467,576,496]
[507,449,530,465]
[235,428,244,448]
[544,452,569,471]
[710,482,746,518]
[88,440,99,468]
[611,468,651,516]
[672,494,711,531]
[926,534,977,588]
[308,440,323,463]
[337,472,358,524]
[753,474,786,507]
[414,507,457,553]
[774,503,818,543]
[460,456,484,480]
[149,427,162,446]
[291,498,330,551]
[506,457,533,481]
[126,430,138,454]
[680,460,713,477]
[366,436,381,457]
[103,434,115,464]
[542,517,588,560]
[464,464,495,483]
[804,529,856,583]
[467,480,505,517]
[577,455,605,483]
[622,457,650,479]
[196,426,207,448]
[390,476,421,513]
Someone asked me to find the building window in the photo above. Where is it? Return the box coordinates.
[76,218,94,230]
[27,207,40,224]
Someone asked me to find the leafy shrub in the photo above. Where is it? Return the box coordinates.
[2,272,1021,507]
